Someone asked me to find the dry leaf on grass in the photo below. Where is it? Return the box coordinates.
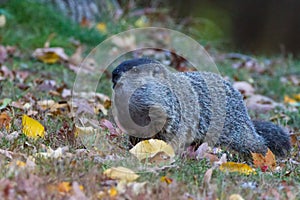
[35,147,65,159]
[160,176,173,185]
[0,112,11,130]
[251,148,276,171]
[219,162,256,175]
[22,115,45,139]
[229,194,245,200]
[129,139,175,164]
[103,166,139,182]
[96,22,107,34]
[57,182,72,193]
[203,168,213,186]
[245,94,282,113]
[0,15,6,28]
[32,47,68,64]
[233,81,255,97]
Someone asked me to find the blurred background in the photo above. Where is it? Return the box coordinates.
[170,0,300,55]
[1,0,300,56]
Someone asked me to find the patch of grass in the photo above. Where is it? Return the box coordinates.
[0,0,105,50]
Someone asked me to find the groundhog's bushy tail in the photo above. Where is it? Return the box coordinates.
[252,121,291,157]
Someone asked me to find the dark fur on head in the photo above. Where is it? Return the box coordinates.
[112,58,160,88]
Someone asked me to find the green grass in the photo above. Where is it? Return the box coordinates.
[0,0,105,51]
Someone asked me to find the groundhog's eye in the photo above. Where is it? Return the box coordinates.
[131,66,139,73]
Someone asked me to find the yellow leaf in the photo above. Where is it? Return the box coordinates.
[160,176,173,184]
[129,139,175,162]
[32,47,68,64]
[219,162,256,175]
[134,16,148,28]
[294,93,300,101]
[96,22,107,34]
[16,160,26,168]
[22,115,45,139]
[37,52,60,64]
[103,166,139,182]
[284,95,297,104]
[108,187,118,197]
[252,148,276,171]
[57,182,71,193]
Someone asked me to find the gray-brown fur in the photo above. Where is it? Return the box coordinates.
[112,58,291,158]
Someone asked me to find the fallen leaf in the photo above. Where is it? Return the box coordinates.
[129,139,175,163]
[219,162,256,175]
[103,166,139,182]
[214,153,227,166]
[36,147,65,159]
[203,168,213,186]
[0,148,13,159]
[294,93,300,101]
[0,46,7,64]
[0,15,6,27]
[233,81,255,97]
[57,182,72,193]
[284,95,297,104]
[108,187,118,197]
[96,22,107,34]
[290,132,300,146]
[134,16,148,28]
[229,194,245,200]
[160,176,173,184]
[16,160,26,168]
[111,35,136,50]
[100,119,120,137]
[32,47,68,64]
[252,148,276,171]
[246,94,281,113]
[69,46,83,66]
[37,100,56,110]
[22,115,45,139]
[0,112,11,130]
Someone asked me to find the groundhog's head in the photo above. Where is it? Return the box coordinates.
[111,58,171,138]
[112,58,168,88]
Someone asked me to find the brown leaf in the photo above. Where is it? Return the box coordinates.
[203,168,213,186]
[100,119,121,137]
[69,46,83,66]
[0,65,14,81]
[0,112,11,130]
[252,148,276,171]
[290,132,300,146]
[246,94,281,113]
[0,45,8,63]
[233,81,255,97]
